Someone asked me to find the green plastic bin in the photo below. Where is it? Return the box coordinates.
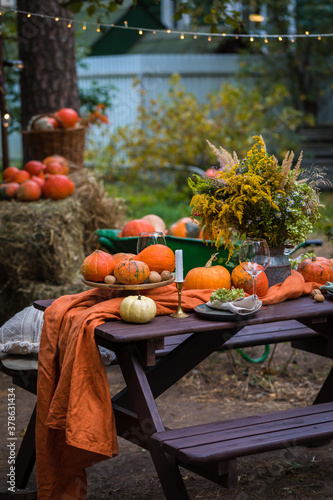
[95,229,238,275]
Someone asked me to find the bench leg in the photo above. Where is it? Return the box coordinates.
[15,404,36,489]
[313,365,333,405]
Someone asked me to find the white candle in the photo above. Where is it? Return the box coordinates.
[175,249,184,282]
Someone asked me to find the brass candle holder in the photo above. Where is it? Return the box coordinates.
[170,281,189,319]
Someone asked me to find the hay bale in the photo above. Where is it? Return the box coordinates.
[70,169,126,252]
[0,276,87,326]
[0,170,126,324]
[0,196,85,285]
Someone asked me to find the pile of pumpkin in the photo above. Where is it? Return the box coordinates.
[0,155,74,201]
[117,215,202,238]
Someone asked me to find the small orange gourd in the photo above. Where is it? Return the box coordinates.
[134,244,175,273]
[112,252,136,264]
[81,250,116,282]
[184,253,231,290]
[114,260,150,284]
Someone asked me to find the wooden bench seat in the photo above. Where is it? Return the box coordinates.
[155,319,318,357]
[151,402,333,488]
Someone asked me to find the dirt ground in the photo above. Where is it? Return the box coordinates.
[0,341,332,500]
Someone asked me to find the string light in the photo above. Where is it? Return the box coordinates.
[180,34,184,39]
[264,38,268,43]
[208,36,211,41]
[3,8,333,41]
[139,30,143,35]
[97,24,100,32]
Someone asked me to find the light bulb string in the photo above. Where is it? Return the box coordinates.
[1,7,332,39]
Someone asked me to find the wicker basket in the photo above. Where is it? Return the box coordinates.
[22,113,86,168]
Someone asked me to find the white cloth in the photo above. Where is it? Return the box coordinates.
[0,306,116,366]
[206,295,262,315]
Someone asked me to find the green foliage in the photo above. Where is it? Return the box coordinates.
[107,74,304,171]
[238,0,333,120]
[103,167,191,226]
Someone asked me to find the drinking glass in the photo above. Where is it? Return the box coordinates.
[283,239,298,256]
[136,231,166,254]
[239,238,270,297]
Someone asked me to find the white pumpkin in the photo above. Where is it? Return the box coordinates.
[142,214,166,233]
[119,295,157,324]
[33,117,54,131]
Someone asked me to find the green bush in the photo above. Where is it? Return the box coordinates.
[105,74,305,171]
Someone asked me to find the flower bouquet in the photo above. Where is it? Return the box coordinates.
[189,135,325,259]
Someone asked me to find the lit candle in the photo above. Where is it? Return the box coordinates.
[175,249,184,282]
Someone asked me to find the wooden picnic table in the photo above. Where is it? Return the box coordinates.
[35,293,333,499]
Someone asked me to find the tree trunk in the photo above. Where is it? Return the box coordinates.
[17,0,80,134]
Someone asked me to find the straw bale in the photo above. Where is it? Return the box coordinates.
[0,275,86,326]
[69,169,126,252]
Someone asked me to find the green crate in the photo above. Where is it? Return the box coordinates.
[96,229,238,275]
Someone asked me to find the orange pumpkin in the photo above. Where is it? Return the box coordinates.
[2,166,19,181]
[142,214,166,233]
[0,182,20,200]
[231,264,269,297]
[297,256,333,284]
[120,219,155,237]
[55,108,79,128]
[12,170,31,184]
[42,174,74,200]
[184,254,231,290]
[112,252,136,264]
[168,217,201,239]
[114,260,150,284]
[43,155,69,174]
[23,160,45,176]
[81,250,116,282]
[134,244,175,273]
[16,180,42,201]
[44,161,68,175]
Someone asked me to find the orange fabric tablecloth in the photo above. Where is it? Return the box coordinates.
[36,272,323,499]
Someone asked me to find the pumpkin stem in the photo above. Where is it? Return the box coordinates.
[311,256,317,261]
[138,295,142,300]
[205,253,219,268]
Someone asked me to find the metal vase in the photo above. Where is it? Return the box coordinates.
[265,246,291,287]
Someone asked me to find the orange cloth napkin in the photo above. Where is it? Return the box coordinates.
[36,274,322,499]
[36,284,213,499]
[261,270,323,304]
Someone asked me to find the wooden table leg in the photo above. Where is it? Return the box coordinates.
[113,342,190,500]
